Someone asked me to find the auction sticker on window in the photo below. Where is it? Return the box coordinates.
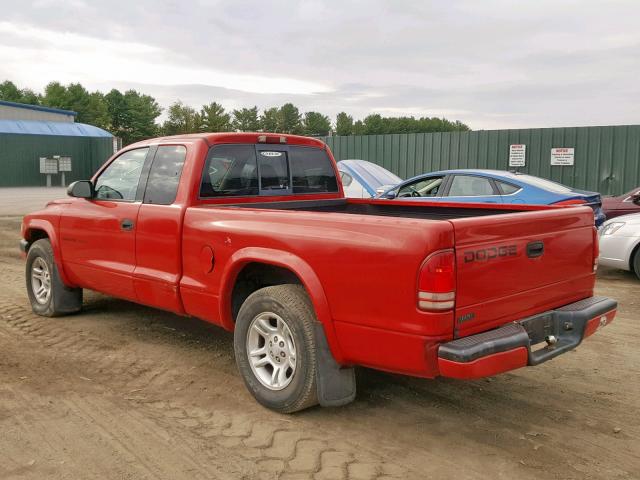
[551,148,574,166]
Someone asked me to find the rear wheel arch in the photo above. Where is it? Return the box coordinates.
[220,248,345,364]
[231,262,303,322]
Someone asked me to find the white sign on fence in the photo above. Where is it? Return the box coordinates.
[58,156,72,172]
[509,144,526,167]
[551,147,575,166]
[39,157,58,174]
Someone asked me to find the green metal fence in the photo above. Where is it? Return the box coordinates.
[322,125,640,196]
[0,133,114,187]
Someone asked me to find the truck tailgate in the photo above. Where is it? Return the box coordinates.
[450,206,596,337]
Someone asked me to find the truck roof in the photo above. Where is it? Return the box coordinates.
[126,132,327,149]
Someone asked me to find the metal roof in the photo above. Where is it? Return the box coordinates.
[0,100,78,117]
[0,119,112,137]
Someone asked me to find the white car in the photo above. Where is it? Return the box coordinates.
[337,160,402,198]
[598,213,640,279]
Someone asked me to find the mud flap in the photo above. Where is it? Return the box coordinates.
[314,323,356,407]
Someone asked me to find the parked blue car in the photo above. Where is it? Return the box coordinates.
[378,169,606,227]
[337,159,402,198]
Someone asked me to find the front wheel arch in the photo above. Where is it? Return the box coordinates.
[23,221,75,288]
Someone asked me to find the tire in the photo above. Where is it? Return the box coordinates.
[25,239,82,317]
[633,247,640,281]
[234,284,319,413]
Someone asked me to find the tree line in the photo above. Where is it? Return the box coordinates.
[1,80,470,145]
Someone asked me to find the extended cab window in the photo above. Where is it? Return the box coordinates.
[289,146,339,194]
[200,145,258,197]
[95,148,148,201]
[144,146,186,205]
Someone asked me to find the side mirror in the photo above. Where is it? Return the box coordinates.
[67,180,94,199]
[384,191,398,199]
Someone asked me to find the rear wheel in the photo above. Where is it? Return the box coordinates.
[26,239,82,317]
[234,284,318,413]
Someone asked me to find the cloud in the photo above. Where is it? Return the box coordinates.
[0,0,638,129]
[0,21,329,95]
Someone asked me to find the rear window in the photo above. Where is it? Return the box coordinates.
[199,144,338,197]
[289,146,339,194]
[497,180,521,195]
[200,144,258,197]
[258,150,290,191]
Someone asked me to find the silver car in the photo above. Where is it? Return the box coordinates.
[598,213,640,279]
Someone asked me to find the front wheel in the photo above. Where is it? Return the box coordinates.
[633,248,640,281]
[234,284,318,413]
[25,239,82,317]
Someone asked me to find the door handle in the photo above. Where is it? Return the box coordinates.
[526,241,544,258]
[121,219,135,231]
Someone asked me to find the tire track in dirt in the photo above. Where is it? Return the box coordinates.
[0,292,410,479]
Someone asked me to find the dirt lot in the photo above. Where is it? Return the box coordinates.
[0,214,638,480]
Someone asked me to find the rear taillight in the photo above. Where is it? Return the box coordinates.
[553,199,587,206]
[418,250,455,311]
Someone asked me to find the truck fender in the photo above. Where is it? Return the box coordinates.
[23,219,75,288]
[219,247,346,365]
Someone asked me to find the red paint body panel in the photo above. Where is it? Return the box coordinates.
[438,347,529,379]
[20,132,607,381]
[451,207,596,336]
[58,199,141,301]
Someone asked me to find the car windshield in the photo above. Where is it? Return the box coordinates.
[342,161,401,190]
[516,174,573,194]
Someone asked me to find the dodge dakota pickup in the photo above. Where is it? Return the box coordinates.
[21,132,617,412]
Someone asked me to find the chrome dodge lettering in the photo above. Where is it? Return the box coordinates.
[464,245,517,263]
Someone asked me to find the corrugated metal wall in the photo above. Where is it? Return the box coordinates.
[323,125,640,196]
[0,133,113,187]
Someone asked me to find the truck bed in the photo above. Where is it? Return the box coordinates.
[202,197,596,340]
[226,198,529,220]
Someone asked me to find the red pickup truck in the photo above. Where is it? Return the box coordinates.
[21,133,617,412]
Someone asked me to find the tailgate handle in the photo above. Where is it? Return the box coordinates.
[527,241,544,258]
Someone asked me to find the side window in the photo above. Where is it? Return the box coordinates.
[398,176,444,198]
[95,148,148,201]
[258,150,290,191]
[200,144,258,197]
[448,175,495,196]
[144,146,186,205]
[289,146,339,194]
[497,181,520,195]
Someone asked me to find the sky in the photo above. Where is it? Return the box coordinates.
[0,0,638,129]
